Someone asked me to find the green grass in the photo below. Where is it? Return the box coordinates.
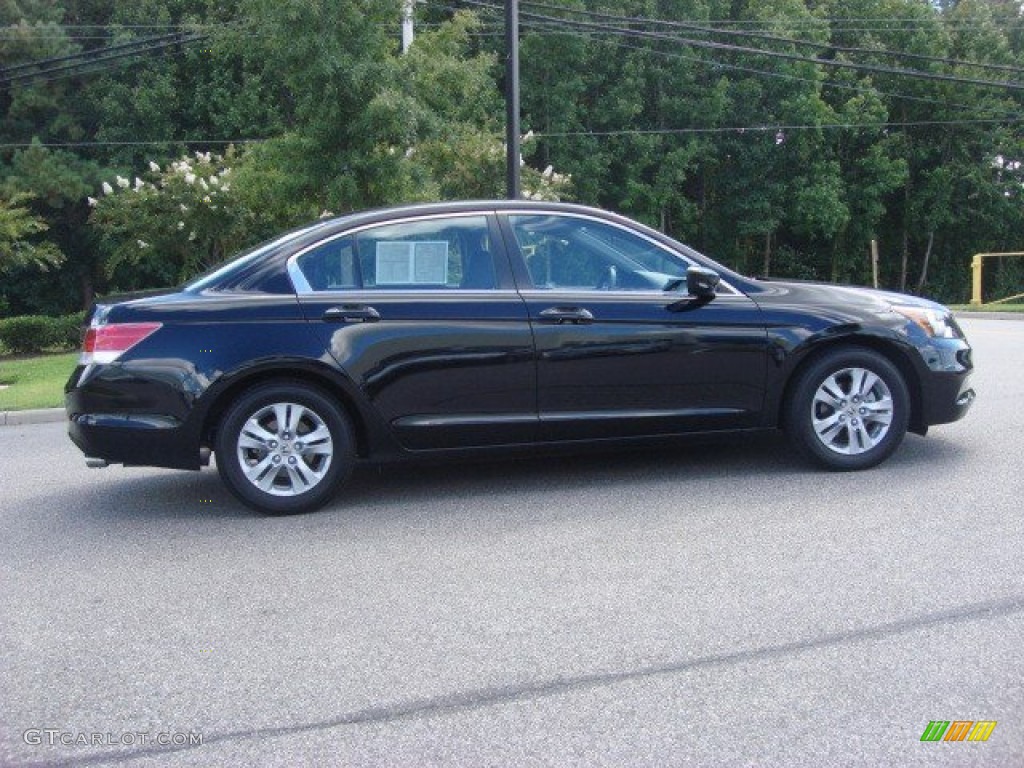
[951,303,1024,313]
[0,352,78,411]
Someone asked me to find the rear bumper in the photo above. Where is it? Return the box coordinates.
[65,362,204,470]
[66,411,203,470]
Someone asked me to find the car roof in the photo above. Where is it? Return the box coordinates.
[188,200,753,293]
[324,200,633,228]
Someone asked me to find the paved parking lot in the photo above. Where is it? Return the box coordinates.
[1,317,1021,767]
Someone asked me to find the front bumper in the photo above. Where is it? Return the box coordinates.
[918,371,975,428]
[913,335,974,429]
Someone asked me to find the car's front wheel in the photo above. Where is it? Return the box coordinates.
[786,347,910,471]
[215,382,354,514]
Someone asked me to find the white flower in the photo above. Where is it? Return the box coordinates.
[87,196,98,207]
[405,147,415,158]
[199,178,209,191]
[319,210,334,219]
[177,221,185,230]
[542,165,553,179]
[522,130,534,143]
[184,173,196,185]
[101,182,114,196]
[179,204,189,213]
[137,240,149,249]
[209,176,219,186]
[148,161,161,173]
[134,177,145,191]
[116,175,130,189]
[202,195,212,204]
[220,183,230,192]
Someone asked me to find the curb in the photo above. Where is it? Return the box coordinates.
[1,408,66,427]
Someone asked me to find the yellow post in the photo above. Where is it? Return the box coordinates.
[970,252,1024,306]
[971,254,983,306]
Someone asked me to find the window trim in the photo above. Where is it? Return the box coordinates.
[286,212,509,295]
[499,210,741,296]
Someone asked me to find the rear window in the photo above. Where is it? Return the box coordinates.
[185,221,334,293]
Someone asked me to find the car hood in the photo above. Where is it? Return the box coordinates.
[748,278,950,313]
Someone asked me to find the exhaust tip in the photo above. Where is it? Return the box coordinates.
[956,389,976,407]
[85,458,109,469]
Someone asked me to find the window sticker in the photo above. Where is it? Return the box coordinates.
[375,241,449,285]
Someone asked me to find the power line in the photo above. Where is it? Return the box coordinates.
[518,0,1024,77]
[1,139,264,149]
[0,34,204,87]
[536,117,1024,138]
[526,11,1024,92]
[8,118,1017,150]
[506,14,1021,122]
[0,32,186,77]
[0,46,195,90]
[456,0,1024,92]
[523,26,1015,121]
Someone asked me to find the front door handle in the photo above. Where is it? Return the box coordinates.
[537,306,595,324]
[323,305,381,323]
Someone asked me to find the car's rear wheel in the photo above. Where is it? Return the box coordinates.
[215,382,354,514]
[786,347,910,470]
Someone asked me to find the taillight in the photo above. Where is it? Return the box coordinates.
[80,322,162,365]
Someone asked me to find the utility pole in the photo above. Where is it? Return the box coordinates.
[505,0,521,199]
[402,0,414,53]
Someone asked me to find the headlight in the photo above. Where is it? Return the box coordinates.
[891,305,959,339]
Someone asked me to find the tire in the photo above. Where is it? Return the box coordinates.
[215,381,355,514]
[786,347,910,471]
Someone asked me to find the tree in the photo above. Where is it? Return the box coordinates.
[0,194,63,273]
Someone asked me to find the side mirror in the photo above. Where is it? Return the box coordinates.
[686,266,720,298]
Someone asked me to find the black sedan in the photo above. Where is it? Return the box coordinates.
[66,201,975,514]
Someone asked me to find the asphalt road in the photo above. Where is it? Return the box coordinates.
[1,318,1021,767]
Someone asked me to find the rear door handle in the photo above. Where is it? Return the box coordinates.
[323,305,381,323]
[537,307,595,324]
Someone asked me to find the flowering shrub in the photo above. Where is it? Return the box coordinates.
[89,150,247,284]
[90,137,570,289]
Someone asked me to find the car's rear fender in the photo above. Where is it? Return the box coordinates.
[194,359,397,461]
